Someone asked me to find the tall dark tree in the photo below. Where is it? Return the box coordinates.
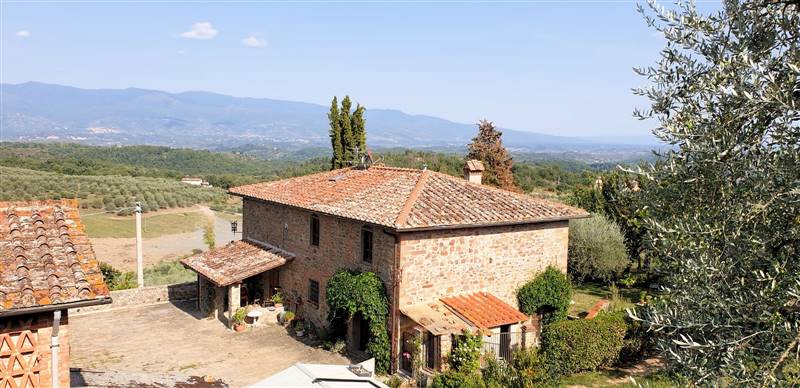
[328,96,343,169]
[351,103,367,156]
[466,119,516,190]
[339,96,355,164]
[629,1,800,385]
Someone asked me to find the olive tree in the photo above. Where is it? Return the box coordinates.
[629,1,800,385]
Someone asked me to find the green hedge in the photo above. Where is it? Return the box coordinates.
[517,266,572,324]
[430,370,485,388]
[540,312,627,375]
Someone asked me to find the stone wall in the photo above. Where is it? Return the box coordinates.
[398,221,569,308]
[242,199,397,328]
[70,282,197,315]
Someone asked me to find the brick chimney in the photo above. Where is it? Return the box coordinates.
[463,160,485,185]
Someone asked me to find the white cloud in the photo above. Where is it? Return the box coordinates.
[181,22,217,39]
[176,50,187,55]
[242,35,267,48]
[16,30,31,38]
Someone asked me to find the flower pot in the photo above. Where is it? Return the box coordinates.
[274,303,283,309]
[234,323,246,332]
[296,330,305,337]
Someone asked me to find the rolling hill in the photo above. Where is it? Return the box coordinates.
[1,82,657,152]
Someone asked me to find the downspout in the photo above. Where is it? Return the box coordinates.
[51,310,61,388]
[386,229,402,374]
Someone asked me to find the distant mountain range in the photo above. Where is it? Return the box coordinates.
[1,82,658,154]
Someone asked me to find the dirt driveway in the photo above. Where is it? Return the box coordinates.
[70,302,350,387]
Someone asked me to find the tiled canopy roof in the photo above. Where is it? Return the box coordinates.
[440,292,528,329]
[229,166,587,230]
[401,300,473,336]
[0,200,111,314]
[181,240,294,287]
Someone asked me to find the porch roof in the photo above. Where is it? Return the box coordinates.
[440,292,528,330]
[180,239,294,287]
[400,300,474,336]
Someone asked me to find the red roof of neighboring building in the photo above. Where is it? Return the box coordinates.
[440,292,528,329]
[180,239,294,287]
[229,166,587,230]
[0,200,111,315]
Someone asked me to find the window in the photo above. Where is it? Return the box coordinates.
[308,279,320,304]
[361,228,373,263]
[310,215,320,246]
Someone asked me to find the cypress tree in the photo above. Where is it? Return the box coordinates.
[339,96,355,164]
[466,119,516,190]
[351,103,367,156]
[328,96,343,169]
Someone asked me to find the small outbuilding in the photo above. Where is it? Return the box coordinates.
[0,199,112,388]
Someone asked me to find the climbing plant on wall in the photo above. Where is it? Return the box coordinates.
[326,270,390,373]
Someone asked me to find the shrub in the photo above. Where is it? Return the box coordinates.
[98,262,136,290]
[482,348,555,388]
[568,215,628,282]
[517,266,572,324]
[326,270,390,373]
[430,370,485,388]
[449,329,483,374]
[540,312,627,376]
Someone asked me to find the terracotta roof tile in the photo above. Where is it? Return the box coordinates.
[181,239,294,287]
[229,166,587,230]
[401,300,474,335]
[0,199,110,313]
[440,292,528,329]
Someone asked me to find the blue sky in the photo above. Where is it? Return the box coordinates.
[2,1,698,137]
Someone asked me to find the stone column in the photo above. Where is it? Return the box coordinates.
[228,283,241,328]
[197,275,208,314]
[213,286,225,323]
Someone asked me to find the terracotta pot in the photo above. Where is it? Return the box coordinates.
[274,303,283,309]
[234,323,246,332]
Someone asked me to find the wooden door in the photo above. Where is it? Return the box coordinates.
[267,270,280,298]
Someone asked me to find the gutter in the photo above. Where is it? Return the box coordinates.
[394,214,589,233]
[383,228,401,374]
[0,297,112,318]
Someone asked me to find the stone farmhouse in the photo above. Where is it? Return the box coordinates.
[182,161,587,374]
[0,199,111,388]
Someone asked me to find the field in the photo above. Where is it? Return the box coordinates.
[81,209,208,238]
[0,166,228,212]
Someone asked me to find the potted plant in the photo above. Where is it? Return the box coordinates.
[294,320,305,337]
[270,291,283,310]
[232,307,247,332]
[282,311,295,327]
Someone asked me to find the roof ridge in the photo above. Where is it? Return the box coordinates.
[428,170,587,214]
[369,165,426,173]
[394,170,430,227]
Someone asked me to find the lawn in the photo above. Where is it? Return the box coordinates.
[81,210,208,238]
[560,370,678,387]
[570,282,643,316]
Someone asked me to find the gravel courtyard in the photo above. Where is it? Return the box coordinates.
[70,301,350,387]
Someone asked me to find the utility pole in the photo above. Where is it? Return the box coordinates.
[135,202,144,288]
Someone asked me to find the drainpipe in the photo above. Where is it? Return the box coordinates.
[51,310,61,388]
[384,229,402,374]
